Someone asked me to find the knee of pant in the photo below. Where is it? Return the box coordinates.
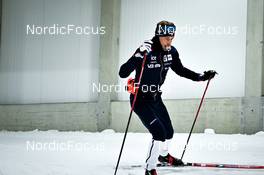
[148,120,166,141]
[166,127,174,140]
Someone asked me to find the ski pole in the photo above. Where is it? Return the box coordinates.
[114,53,147,175]
[180,78,212,160]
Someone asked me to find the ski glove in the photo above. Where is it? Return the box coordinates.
[139,40,152,53]
[199,70,217,81]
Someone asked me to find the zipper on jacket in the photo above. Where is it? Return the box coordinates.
[159,53,164,85]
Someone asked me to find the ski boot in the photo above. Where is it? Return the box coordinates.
[158,153,184,166]
[145,169,157,175]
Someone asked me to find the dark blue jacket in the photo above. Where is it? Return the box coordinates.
[119,36,201,95]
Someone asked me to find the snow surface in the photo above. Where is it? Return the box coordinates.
[0,129,264,175]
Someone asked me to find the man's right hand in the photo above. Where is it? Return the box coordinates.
[199,70,217,81]
[139,40,152,53]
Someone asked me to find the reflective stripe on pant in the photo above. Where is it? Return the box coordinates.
[145,139,160,170]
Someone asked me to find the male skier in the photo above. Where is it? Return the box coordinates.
[119,21,216,175]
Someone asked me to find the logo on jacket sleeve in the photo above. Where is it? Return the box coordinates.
[134,52,144,59]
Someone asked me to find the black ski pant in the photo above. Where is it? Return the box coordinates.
[130,93,174,142]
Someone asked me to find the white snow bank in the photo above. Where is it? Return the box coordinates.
[255,131,264,136]
[204,128,215,134]
[101,129,116,134]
